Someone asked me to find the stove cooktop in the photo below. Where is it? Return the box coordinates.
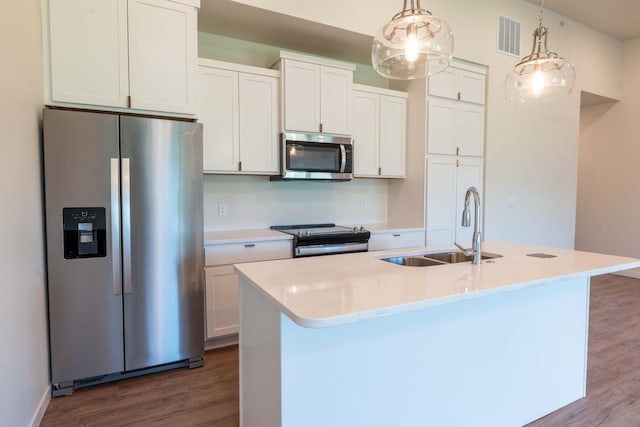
[271,223,368,237]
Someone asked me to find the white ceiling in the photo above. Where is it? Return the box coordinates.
[525,0,640,41]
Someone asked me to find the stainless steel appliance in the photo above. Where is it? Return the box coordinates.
[43,108,204,396]
[271,132,354,181]
[271,223,370,257]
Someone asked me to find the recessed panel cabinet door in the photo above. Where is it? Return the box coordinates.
[198,67,239,172]
[427,98,457,155]
[379,95,406,178]
[128,0,197,114]
[320,66,353,135]
[48,0,129,107]
[282,60,321,132]
[238,73,279,174]
[426,155,457,246]
[458,103,485,157]
[353,91,380,177]
[205,266,239,339]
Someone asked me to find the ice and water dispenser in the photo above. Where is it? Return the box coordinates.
[63,207,107,259]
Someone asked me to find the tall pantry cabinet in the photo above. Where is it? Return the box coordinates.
[426,61,487,247]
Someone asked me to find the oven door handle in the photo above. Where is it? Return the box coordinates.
[295,242,368,257]
[339,144,347,173]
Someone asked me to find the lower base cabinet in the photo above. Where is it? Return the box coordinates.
[369,229,425,251]
[205,265,239,339]
[204,237,291,342]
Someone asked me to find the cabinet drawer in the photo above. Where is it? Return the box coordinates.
[369,230,425,251]
[205,240,291,266]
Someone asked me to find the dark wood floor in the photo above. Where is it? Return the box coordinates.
[42,274,640,426]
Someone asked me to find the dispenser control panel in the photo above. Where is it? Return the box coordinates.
[63,207,107,259]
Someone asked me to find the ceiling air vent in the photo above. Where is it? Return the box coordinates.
[497,16,521,57]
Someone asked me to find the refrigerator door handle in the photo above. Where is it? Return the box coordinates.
[122,158,133,294]
[110,158,122,296]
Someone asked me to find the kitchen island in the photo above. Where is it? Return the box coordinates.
[235,242,640,427]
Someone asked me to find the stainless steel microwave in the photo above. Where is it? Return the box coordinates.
[271,132,353,181]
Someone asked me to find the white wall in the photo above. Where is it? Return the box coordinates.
[575,39,640,272]
[204,175,388,230]
[213,0,623,248]
[0,1,50,426]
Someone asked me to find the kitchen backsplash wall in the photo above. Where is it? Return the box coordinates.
[204,175,388,230]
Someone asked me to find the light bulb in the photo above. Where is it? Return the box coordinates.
[531,69,545,96]
[405,23,419,63]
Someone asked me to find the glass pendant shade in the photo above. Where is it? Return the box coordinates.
[372,0,453,80]
[505,11,575,102]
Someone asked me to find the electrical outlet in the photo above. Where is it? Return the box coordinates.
[218,203,229,216]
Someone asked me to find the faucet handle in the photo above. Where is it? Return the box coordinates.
[454,242,474,256]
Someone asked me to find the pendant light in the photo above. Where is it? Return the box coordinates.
[372,0,453,80]
[505,0,575,102]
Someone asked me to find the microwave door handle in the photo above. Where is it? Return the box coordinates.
[340,144,347,173]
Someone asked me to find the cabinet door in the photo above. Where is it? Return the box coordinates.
[352,91,380,177]
[458,70,486,104]
[205,265,239,339]
[128,0,197,114]
[455,157,483,245]
[426,155,457,246]
[457,104,485,157]
[282,60,321,132]
[198,67,239,172]
[48,0,129,107]
[427,98,457,155]
[320,66,353,135]
[427,67,458,100]
[379,95,406,177]
[238,73,279,174]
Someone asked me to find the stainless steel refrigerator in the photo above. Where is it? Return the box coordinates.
[43,108,204,396]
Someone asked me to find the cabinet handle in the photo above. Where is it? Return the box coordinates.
[456,147,460,156]
[244,244,256,248]
[378,167,382,176]
[127,95,131,108]
[457,91,461,101]
[456,159,460,167]
[392,234,401,237]
[319,123,323,133]
[238,161,242,172]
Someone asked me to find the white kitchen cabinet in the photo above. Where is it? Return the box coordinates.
[275,51,355,134]
[428,61,486,105]
[205,265,239,339]
[198,59,279,174]
[204,238,291,340]
[427,98,484,157]
[426,155,483,247]
[353,85,407,178]
[46,0,198,115]
[369,229,425,251]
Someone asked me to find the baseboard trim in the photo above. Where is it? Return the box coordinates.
[614,268,640,280]
[29,385,51,427]
[205,334,238,350]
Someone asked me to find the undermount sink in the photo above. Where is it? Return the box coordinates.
[381,251,502,267]
[382,256,446,267]
[425,251,502,263]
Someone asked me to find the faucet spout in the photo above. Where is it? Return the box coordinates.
[460,186,482,265]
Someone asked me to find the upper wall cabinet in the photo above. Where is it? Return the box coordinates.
[45,0,199,116]
[353,84,407,178]
[273,51,355,135]
[198,59,279,175]
[427,98,484,157]
[428,61,486,105]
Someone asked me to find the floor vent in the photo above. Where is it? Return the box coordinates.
[498,15,521,57]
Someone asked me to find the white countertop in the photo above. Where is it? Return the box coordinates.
[234,242,640,328]
[204,228,292,245]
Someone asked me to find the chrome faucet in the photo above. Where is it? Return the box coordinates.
[454,186,482,265]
